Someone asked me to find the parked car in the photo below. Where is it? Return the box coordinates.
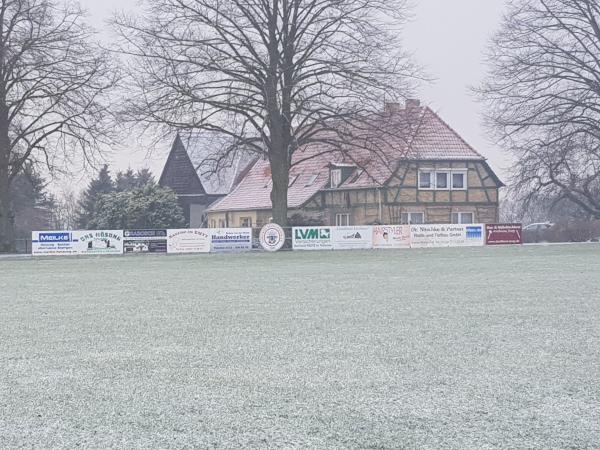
[523,222,555,243]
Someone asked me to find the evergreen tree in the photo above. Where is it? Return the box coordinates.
[115,168,156,192]
[115,168,137,192]
[77,165,115,229]
[10,165,51,211]
[89,185,185,229]
[135,168,155,188]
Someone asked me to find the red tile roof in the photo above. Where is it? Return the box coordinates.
[208,106,490,212]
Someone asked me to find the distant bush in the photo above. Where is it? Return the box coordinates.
[526,220,600,243]
[89,185,186,230]
[287,213,325,227]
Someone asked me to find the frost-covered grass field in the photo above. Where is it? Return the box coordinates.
[1,245,599,449]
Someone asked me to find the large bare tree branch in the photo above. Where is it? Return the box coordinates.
[478,0,600,218]
[0,0,119,252]
[114,0,421,225]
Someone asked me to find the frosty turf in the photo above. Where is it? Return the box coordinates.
[1,245,599,448]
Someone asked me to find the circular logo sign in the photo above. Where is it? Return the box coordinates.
[259,223,286,252]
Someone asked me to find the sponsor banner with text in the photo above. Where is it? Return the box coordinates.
[75,230,124,255]
[123,229,167,253]
[373,225,411,249]
[486,223,523,245]
[32,231,77,255]
[292,227,333,250]
[167,229,211,254]
[210,228,252,252]
[331,226,373,250]
[410,224,484,248]
[32,230,123,256]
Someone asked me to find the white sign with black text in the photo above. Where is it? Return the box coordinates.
[210,228,253,253]
[331,226,373,250]
[167,229,211,254]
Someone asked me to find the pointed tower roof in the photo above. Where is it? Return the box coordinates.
[159,134,257,196]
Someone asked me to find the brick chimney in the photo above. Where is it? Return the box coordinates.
[384,102,401,114]
[405,98,421,110]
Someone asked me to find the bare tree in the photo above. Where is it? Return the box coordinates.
[478,0,600,218]
[0,0,117,252]
[115,0,420,225]
[49,189,78,230]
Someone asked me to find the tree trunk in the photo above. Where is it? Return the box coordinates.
[0,166,15,253]
[269,150,290,226]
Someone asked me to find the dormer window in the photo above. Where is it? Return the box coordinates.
[330,169,342,188]
[329,163,356,189]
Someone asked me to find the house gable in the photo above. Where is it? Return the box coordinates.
[207,101,504,220]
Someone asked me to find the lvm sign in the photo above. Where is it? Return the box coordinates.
[292,227,333,250]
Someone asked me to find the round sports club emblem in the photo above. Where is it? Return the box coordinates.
[259,223,286,252]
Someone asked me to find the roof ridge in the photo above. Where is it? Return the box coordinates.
[206,158,261,211]
[423,106,485,159]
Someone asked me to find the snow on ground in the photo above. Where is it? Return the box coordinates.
[1,245,599,449]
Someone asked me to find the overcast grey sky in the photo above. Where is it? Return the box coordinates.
[79,0,510,187]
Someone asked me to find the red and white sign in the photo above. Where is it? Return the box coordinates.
[485,224,523,245]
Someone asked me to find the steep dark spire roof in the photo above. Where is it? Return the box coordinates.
[159,134,256,196]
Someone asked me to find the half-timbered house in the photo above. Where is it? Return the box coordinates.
[204,100,504,228]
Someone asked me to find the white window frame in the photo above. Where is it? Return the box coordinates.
[210,219,216,228]
[419,169,468,191]
[418,171,434,190]
[240,217,253,227]
[335,213,350,226]
[451,171,467,190]
[400,212,425,225]
[435,171,450,190]
[288,174,299,187]
[330,169,342,188]
[452,212,474,224]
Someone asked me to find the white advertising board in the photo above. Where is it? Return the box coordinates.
[210,228,252,252]
[32,230,124,256]
[372,225,411,249]
[75,230,124,255]
[292,227,333,250]
[32,231,77,255]
[167,228,211,254]
[331,226,373,250]
[410,224,485,248]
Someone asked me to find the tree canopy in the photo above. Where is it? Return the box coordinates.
[78,165,185,230]
[0,0,118,252]
[479,0,600,218]
[89,184,186,230]
[115,0,419,225]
